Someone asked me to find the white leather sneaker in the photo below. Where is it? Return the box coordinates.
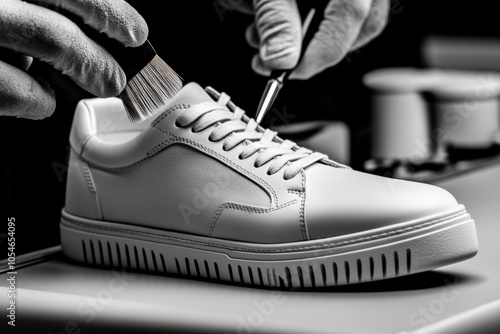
[60,83,478,288]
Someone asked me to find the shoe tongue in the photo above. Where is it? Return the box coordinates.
[165,82,213,107]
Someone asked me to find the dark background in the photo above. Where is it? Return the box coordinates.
[3,0,499,257]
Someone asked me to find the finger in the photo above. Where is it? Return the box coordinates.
[0,0,126,97]
[28,0,148,47]
[251,53,271,76]
[351,0,389,50]
[0,60,55,119]
[245,23,260,49]
[217,0,254,14]
[290,0,372,80]
[0,47,33,71]
[253,0,302,70]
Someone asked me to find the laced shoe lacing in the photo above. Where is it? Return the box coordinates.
[175,87,344,180]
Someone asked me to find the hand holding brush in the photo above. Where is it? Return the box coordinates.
[0,0,182,122]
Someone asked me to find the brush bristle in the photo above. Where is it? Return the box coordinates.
[120,55,183,123]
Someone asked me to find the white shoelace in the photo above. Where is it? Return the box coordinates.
[175,90,335,180]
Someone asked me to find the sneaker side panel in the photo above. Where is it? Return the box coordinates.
[65,150,102,220]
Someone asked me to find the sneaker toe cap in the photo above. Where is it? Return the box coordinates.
[305,165,459,240]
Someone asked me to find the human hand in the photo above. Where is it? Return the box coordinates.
[0,0,148,119]
[219,0,389,79]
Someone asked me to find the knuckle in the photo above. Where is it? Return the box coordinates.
[259,21,297,47]
[261,48,299,69]
[96,66,126,97]
[254,0,296,32]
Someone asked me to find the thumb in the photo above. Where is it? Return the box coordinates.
[253,0,302,70]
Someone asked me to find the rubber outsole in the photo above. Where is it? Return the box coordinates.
[60,208,478,289]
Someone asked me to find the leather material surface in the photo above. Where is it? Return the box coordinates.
[66,82,464,243]
[65,151,102,220]
[90,144,270,236]
[305,164,459,239]
[210,197,305,243]
[273,121,350,164]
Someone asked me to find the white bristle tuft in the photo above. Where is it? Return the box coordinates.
[120,55,183,123]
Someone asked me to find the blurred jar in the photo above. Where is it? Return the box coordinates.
[363,68,438,164]
[430,72,500,149]
[363,68,500,165]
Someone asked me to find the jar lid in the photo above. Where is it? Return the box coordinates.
[363,68,439,93]
[429,71,500,100]
[363,68,500,99]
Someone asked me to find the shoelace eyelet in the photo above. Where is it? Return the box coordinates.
[174,120,182,127]
[191,127,197,133]
[238,155,244,160]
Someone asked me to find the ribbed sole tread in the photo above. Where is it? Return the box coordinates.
[79,239,414,288]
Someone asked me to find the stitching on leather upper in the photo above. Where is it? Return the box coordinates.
[286,178,308,241]
[150,104,279,206]
[152,104,191,127]
[287,190,302,195]
[207,200,299,237]
[299,170,308,241]
[147,139,174,156]
[79,161,102,219]
[63,210,466,253]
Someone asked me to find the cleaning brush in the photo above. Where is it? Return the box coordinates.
[69,10,183,124]
[108,40,183,123]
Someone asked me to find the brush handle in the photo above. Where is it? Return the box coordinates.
[270,0,328,81]
[102,39,157,81]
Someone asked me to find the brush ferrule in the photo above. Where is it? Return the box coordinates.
[110,40,157,81]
